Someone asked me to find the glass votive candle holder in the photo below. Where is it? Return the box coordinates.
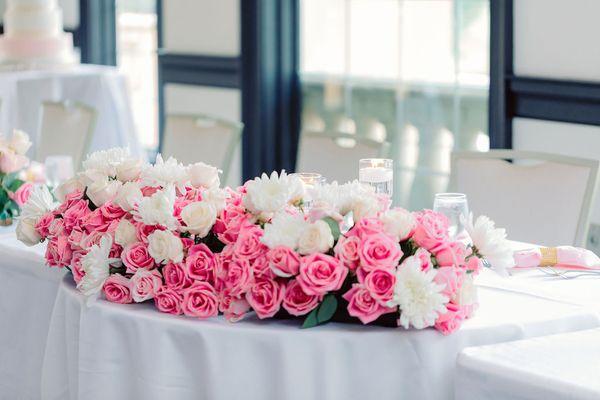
[292,172,326,210]
[433,192,470,240]
[359,158,393,197]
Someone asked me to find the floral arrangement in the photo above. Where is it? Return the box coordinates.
[0,130,41,224]
[17,148,512,335]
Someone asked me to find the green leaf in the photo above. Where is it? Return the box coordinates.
[301,308,319,329]
[6,178,24,192]
[323,217,341,241]
[316,294,338,324]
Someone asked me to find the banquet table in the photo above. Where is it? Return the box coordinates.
[2,235,600,400]
[0,229,63,400]
[456,328,600,400]
[0,64,144,158]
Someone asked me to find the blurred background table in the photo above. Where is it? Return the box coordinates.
[456,328,600,400]
[0,64,144,158]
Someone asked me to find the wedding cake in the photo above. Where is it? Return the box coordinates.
[0,0,77,66]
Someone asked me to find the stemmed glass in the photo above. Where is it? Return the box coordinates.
[433,193,469,240]
[359,158,393,198]
[45,155,74,189]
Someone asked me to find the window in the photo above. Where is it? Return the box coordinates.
[300,0,490,209]
[116,0,159,153]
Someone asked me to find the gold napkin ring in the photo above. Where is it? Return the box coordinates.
[539,247,558,267]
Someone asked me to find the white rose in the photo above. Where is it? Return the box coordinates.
[54,177,84,203]
[381,208,416,241]
[297,220,334,255]
[134,186,178,229]
[188,162,220,188]
[202,187,229,213]
[16,217,41,246]
[86,178,121,207]
[114,181,143,211]
[350,197,381,221]
[9,129,32,155]
[453,274,478,307]
[261,212,307,249]
[180,202,217,237]
[116,158,142,182]
[147,230,183,264]
[115,219,137,247]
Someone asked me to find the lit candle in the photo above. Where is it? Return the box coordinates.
[358,158,393,197]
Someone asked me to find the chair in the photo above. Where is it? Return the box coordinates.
[161,113,243,185]
[296,131,391,184]
[450,150,599,247]
[36,100,97,170]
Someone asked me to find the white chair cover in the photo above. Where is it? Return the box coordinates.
[36,101,97,169]
[161,114,242,185]
[451,150,599,246]
[297,131,391,184]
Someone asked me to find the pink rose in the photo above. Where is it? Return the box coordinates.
[62,199,90,231]
[358,233,402,271]
[141,186,160,196]
[466,255,482,275]
[48,218,66,236]
[70,251,85,284]
[434,266,464,299]
[0,152,28,174]
[130,269,163,302]
[35,212,54,239]
[343,284,396,324]
[9,182,33,206]
[434,241,467,267]
[334,235,361,271]
[218,257,253,297]
[414,248,434,271]
[362,267,396,305]
[351,217,384,238]
[412,210,450,251]
[186,243,215,283]
[163,262,192,290]
[103,274,133,304]
[83,208,113,233]
[297,253,348,296]
[268,246,301,277]
[100,202,127,221]
[282,279,321,316]
[181,282,219,319]
[173,197,192,223]
[68,226,85,249]
[245,277,285,319]
[233,225,267,261]
[252,254,275,279]
[135,222,165,243]
[434,302,465,335]
[154,286,183,315]
[45,236,73,268]
[219,290,251,322]
[122,242,155,273]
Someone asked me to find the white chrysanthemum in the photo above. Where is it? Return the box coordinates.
[392,256,448,330]
[134,185,178,230]
[261,212,308,249]
[188,162,221,189]
[141,154,188,189]
[243,171,303,215]
[310,180,383,220]
[20,185,58,221]
[77,235,118,296]
[82,148,131,177]
[466,214,513,275]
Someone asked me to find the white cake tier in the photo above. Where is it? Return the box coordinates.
[0,32,76,66]
[4,6,63,38]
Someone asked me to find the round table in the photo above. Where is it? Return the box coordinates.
[0,64,144,158]
[41,273,600,400]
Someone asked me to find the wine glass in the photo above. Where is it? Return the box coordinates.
[45,155,74,189]
[433,193,469,240]
[359,158,393,198]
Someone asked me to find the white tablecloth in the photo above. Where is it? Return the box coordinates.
[0,230,64,400]
[456,328,600,400]
[40,271,600,400]
[0,64,144,158]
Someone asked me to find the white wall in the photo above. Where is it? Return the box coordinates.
[161,0,239,56]
[514,0,600,82]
